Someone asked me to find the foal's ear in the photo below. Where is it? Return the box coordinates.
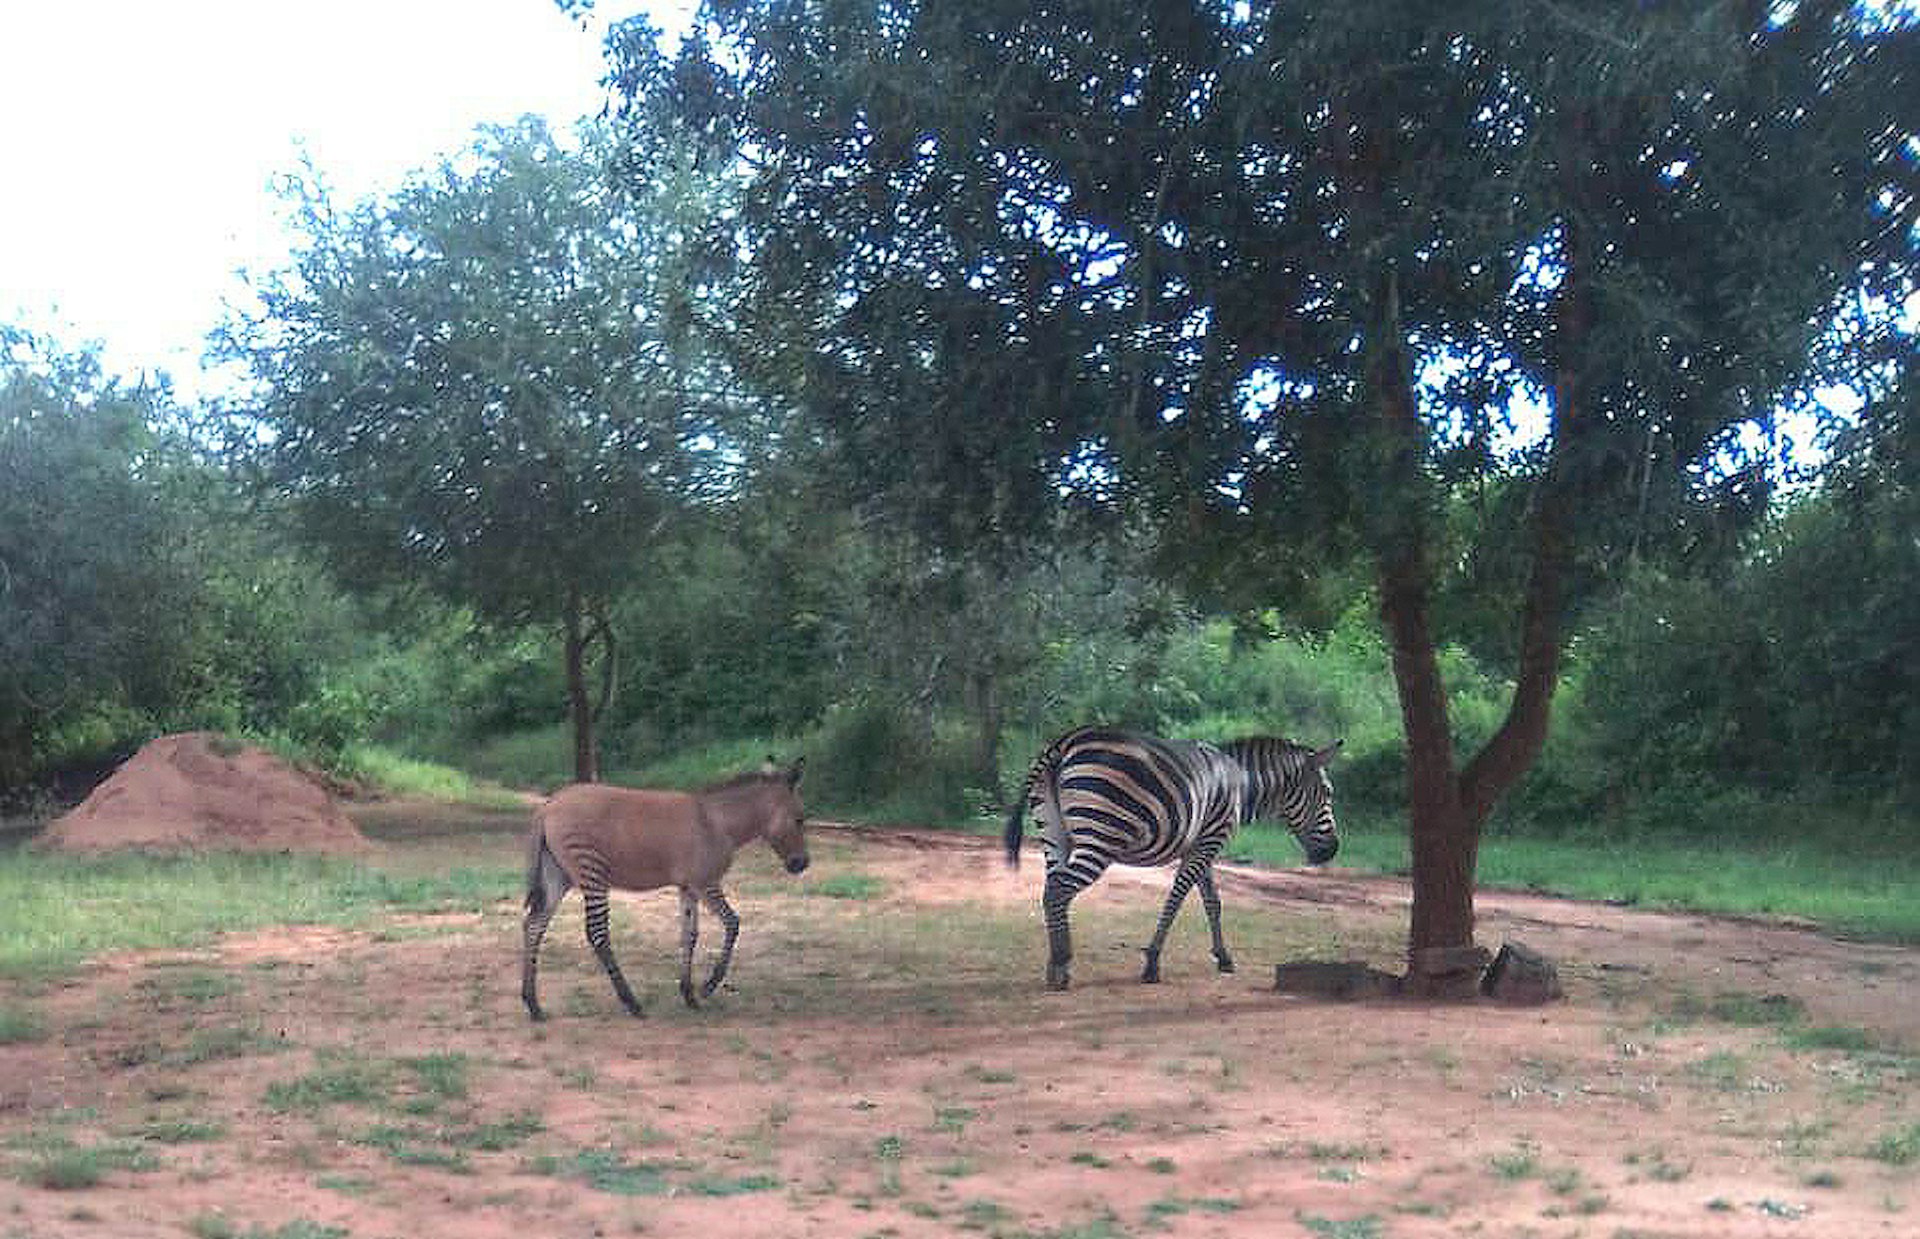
[1311,739,1344,768]
[787,756,806,786]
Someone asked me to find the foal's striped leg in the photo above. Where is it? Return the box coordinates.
[678,889,702,1009]
[521,901,558,1021]
[1141,841,1225,983]
[582,887,644,1017]
[1195,866,1234,973]
[699,887,740,998]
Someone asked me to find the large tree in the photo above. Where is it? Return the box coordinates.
[615,0,1911,987]
[221,118,730,782]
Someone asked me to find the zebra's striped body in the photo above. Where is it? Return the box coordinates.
[1004,726,1340,990]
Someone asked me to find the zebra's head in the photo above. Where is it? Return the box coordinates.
[1292,741,1341,865]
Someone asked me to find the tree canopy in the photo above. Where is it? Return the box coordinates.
[612,0,1914,983]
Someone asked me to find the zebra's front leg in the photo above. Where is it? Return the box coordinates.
[1195,867,1234,974]
[582,889,644,1017]
[699,887,740,997]
[678,889,702,1009]
[1142,846,1221,983]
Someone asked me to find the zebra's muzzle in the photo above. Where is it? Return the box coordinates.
[785,854,811,875]
[1304,838,1339,866]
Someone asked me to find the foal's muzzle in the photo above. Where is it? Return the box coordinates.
[785,854,811,875]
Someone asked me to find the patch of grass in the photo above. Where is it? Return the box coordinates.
[807,873,885,900]
[685,1173,782,1196]
[187,1217,349,1239]
[1864,1122,1920,1166]
[0,1002,42,1043]
[964,1065,1017,1084]
[1297,1216,1382,1239]
[1786,1024,1880,1052]
[1147,1197,1241,1220]
[455,1112,544,1151]
[1228,819,1920,941]
[172,1022,281,1065]
[138,968,240,1004]
[1685,1050,1752,1092]
[537,1149,677,1196]
[0,849,517,979]
[1144,1157,1176,1174]
[15,1138,160,1190]
[136,1118,226,1144]
[401,1051,471,1102]
[1069,1151,1112,1168]
[356,1124,472,1172]
[264,1057,390,1112]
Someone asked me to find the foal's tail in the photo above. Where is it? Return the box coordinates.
[524,817,565,919]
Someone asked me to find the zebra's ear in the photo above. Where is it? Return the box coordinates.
[787,756,806,786]
[1311,739,1344,767]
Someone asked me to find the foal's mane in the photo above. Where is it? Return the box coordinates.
[697,769,786,797]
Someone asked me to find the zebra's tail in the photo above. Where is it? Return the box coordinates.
[1003,796,1027,870]
[1005,733,1075,870]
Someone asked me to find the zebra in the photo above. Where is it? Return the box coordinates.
[1003,726,1341,990]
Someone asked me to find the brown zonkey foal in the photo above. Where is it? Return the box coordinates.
[521,759,807,1020]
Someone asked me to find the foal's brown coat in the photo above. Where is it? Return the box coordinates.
[521,762,807,1020]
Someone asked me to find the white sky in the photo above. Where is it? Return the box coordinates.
[0,0,686,400]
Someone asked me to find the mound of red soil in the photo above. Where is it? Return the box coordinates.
[36,732,371,855]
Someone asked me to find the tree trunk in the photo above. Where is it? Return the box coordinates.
[970,666,1003,802]
[564,590,599,784]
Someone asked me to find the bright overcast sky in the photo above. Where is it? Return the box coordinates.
[0,0,688,400]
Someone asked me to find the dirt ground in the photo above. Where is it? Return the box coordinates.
[1,804,1915,1238]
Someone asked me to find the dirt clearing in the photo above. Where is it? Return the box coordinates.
[1,808,1914,1238]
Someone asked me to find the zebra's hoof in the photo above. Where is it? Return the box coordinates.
[1046,964,1071,990]
[1216,955,1236,974]
[700,976,724,998]
[680,982,701,1010]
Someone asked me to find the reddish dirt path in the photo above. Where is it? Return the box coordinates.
[1,815,1914,1238]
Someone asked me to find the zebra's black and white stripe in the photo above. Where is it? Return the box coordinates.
[1003,726,1341,990]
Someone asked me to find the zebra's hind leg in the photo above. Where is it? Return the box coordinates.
[582,888,644,1017]
[1196,867,1234,974]
[1042,854,1109,990]
[1142,846,1222,983]
[699,887,740,997]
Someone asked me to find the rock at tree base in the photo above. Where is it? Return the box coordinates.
[1274,960,1403,999]
[36,732,370,855]
[1481,940,1564,1005]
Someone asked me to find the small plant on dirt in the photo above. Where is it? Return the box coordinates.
[934,1105,978,1134]
[1069,1151,1112,1168]
[958,1198,1013,1230]
[172,1022,281,1066]
[139,968,241,1004]
[355,1124,472,1173]
[964,1065,1017,1085]
[1144,1157,1176,1174]
[188,1217,348,1239]
[1803,1169,1843,1188]
[1489,1142,1541,1180]
[874,1134,906,1196]
[1864,1122,1920,1166]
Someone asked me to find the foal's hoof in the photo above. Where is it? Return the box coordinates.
[1046,963,1071,991]
[679,980,701,1010]
[1140,949,1162,984]
[1215,954,1237,975]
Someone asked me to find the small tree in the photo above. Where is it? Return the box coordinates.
[222,118,728,782]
